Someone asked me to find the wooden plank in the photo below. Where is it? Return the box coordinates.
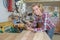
[0,33,12,40]
[33,32,51,40]
[4,33,18,40]
[24,0,60,2]
[15,30,27,40]
[27,31,35,40]
[20,31,35,40]
[0,31,51,40]
[43,32,51,40]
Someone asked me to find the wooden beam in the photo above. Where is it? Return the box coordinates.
[24,0,60,2]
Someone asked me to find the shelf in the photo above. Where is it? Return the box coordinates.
[24,0,60,2]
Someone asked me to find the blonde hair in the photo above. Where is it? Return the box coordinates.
[31,3,44,13]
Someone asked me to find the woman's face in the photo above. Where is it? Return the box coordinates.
[32,5,42,16]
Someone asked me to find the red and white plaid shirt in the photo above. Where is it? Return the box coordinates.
[31,12,55,32]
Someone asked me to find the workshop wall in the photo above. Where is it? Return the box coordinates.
[0,0,11,22]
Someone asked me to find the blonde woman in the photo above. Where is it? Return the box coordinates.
[26,3,55,39]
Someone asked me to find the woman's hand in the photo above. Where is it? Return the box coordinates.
[27,27,35,32]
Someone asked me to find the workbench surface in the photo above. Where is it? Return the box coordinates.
[0,30,51,40]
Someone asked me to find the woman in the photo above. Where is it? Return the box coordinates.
[26,3,55,39]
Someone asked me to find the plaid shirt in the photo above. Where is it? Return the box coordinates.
[31,12,55,32]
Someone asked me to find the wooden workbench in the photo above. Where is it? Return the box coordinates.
[0,30,51,40]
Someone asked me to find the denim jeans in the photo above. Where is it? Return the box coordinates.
[46,27,55,39]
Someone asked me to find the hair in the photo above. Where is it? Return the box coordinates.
[31,3,44,13]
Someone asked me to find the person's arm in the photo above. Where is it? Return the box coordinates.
[45,13,55,30]
[31,16,44,32]
[33,12,55,32]
[25,16,37,31]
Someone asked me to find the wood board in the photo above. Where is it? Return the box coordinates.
[0,30,51,40]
